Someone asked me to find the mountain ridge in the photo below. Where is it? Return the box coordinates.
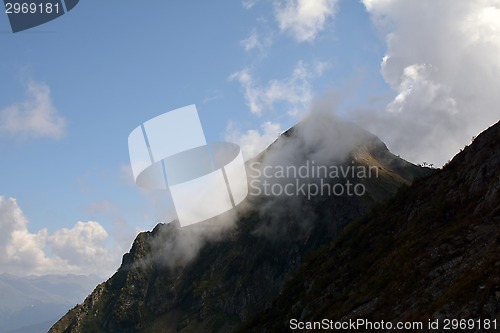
[242,120,500,332]
[48,116,431,333]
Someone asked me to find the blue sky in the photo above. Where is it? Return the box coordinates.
[1,0,499,277]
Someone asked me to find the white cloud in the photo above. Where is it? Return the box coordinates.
[202,90,223,104]
[0,196,118,277]
[359,0,500,166]
[242,0,258,9]
[225,121,282,160]
[386,64,458,115]
[0,196,63,276]
[86,199,113,213]
[47,221,112,268]
[119,163,136,185]
[0,81,66,139]
[312,60,332,76]
[240,28,274,55]
[230,60,324,116]
[241,29,263,52]
[229,68,261,114]
[275,0,338,42]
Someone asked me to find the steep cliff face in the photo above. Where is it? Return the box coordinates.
[49,117,427,333]
[243,121,500,332]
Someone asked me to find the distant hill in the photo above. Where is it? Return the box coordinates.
[5,320,56,333]
[0,274,102,332]
[49,114,429,333]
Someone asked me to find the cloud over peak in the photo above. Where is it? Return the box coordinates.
[358,0,500,166]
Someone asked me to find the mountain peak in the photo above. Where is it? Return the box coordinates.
[244,120,500,331]
[48,118,440,333]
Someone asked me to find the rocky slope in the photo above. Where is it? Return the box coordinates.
[242,120,500,332]
[48,114,428,333]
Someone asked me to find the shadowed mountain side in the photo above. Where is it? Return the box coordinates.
[48,115,428,333]
[241,120,500,332]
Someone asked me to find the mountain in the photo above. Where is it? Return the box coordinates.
[242,120,500,332]
[48,114,429,333]
[0,274,102,333]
